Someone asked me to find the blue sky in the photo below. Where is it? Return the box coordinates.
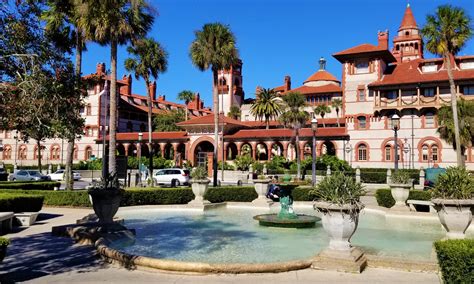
[80,0,474,108]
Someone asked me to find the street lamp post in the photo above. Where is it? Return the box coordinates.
[138,132,143,185]
[391,114,401,171]
[311,118,318,187]
[345,142,352,167]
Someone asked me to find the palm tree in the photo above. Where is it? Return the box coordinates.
[314,104,331,127]
[437,99,474,158]
[77,0,154,174]
[250,88,282,129]
[331,98,343,127]
[190,23,238,186]
[421,5,473,166]
[125,37,168,186]
[43,0,87,190]
[228,105,241,120]
[177,90,195,121]
[279,92,309,180]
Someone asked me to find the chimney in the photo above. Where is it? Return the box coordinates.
[149,81,156,100]
[120,74,132,95]
[255,86,263,94]
[378,30,389,50]
[157,95,165,102]
[284,75,291,91]
[96,62,105,76]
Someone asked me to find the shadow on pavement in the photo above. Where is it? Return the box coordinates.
[0,232,104,283]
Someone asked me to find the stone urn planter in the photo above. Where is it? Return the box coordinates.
[389,183,411,210]
[88,189,122,225]
[189,179,210,204]
[252,179,271,204]
[432,199,474,239]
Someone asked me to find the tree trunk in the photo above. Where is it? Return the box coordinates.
[146,78,154,187]
[266,115,270,130]
[185,103,188,121]
[295,128,301,180]
[212,69,219,186]
[37,140,42,173]
[445,53,463,167]
[336,109,340,127]
[65,32,83,190]
[322,114,326,127]
[108,40,118,174]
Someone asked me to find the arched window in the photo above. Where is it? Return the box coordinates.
[234,77,240,87]
[219,77,226,86]
[422,145,429,161]
[34,145,44,160]
[425,112,435,128]
[86,104,92,115]
[357,143,368,161]
[85,146,93,160]
[51,145,61,160]
[3,145,11,160]
[73,145,78,160]
[357,116,367,129]
[431,144,439,162]
[384,145,392,161]
[18,145,27,160]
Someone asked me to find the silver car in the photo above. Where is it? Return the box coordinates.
[9,170,51,181]
[153,168,190,187]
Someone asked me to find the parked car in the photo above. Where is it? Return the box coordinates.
[0,168,8,181]
[9,170,51,181]
[48,169,82,181]
[153,168,190,187]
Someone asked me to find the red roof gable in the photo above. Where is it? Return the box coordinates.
[333,44,396,63]
[304,70,339,83]
[399,4,418,31]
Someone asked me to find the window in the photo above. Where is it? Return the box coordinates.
[86,104,92,115]
[357,144,368,161]
[51,145,60,160]
[3,145,11,160]
[18,145,27,160]
[422,145,429,161]
[385,90,397,100]
[462,86,474,95]
[85,146,93,160]
[423,88,435,97]
[358,89,366,101]
[34,145,44,160]
[357,116,367,129]
[425,112,435,128]
[432,145,439,162]
[73,146,78,160]
[385,145,392,161]
[5,131,11,139]
[355,61,369,74]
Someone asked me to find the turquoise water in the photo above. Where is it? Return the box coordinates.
[110,207,452,264]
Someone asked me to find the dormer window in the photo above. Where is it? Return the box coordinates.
[462,86,474,95]
[355,61,369,74]
[422,62,438,73]
[423,88,435,97]
[460,59,474,70]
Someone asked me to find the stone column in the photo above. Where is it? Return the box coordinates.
[236,142,243,156]
[159,143,166,158]
[223,142,229,161]
[326,165,331,176]
[123,143,130,156]
[265,141,273,161]
[355,167,361,183]
[172,143,179,160]
[386,168,392,184]
[250,142,257,160]
[419,167,425,188]
[282,142,289,159]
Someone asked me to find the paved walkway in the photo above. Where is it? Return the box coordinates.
[0,207,440,283]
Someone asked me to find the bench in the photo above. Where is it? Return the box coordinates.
[0,212,14,234]
[406,200,435,213]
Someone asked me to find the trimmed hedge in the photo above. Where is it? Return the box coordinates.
[204,186,257,203]
[121,188,194,205]
[292,186,315,201]
[434,239,474,283]
[0,181,60,190]
[0,193,44,212]
[375,189,431,208]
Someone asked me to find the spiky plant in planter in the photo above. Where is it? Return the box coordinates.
[0,237,10,263]
[432,167,474,239]
[389,169,413,210]
[88,173,125,225]
[189,166,210,205]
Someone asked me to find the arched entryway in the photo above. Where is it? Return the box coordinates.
[321,141,336,156]
[163,143,174,160]
[256,143,268,160]
[116,144,126,156]
[194,140,214,167]
[271,142,284,157]
[226,142,238,160]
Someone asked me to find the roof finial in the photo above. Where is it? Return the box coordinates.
[407,1,410,8]
[319,57,326,70]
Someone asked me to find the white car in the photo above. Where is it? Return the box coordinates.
[48,169,82,181]
[153,168,190,187]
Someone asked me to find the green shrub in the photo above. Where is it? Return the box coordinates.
[218,161,235,171]
[121,188,194,205]
[191,166,208,180]
[0,237,10,246]
[390,170,412,184]
[0,193,44,212]
[433,166,474,200]
[292,186,315,201]
[310,172,365,205]
[0,181,60,190]
[375,189,432,208]
[252,162,264,174]
[234,155,254,171]
[360,171,386,184]
[204,186,256,203]
[434,239,474,284]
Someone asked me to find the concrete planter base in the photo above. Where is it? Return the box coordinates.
[389,184,411,211]
[312,247,367,273]
[432,199,474,239]
[14,212,39,226]
[189,179,210,205]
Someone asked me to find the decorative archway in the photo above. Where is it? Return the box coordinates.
[320,141,336,156]
[303,142,312,159]
[255,143,268,160]
[271,142,284,157]
[163,143,174,160]
[116,144,126,156]
[240,143,252,156]
[193,140,214,166]
[226,142,238,160]
[287,143,297,161]
[127,144,137,157]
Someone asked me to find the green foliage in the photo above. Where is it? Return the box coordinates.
[250,88,282,129]
[292,186,316,201]
[0,237,10,246]
[204,186,256,203]
[0,193,44,212]
[360,171,386,184]
[88,173,123,192]
[153,109,185,132]
[218,161,235,170]
[433,166,474,199]
[0,181,60,190]
[437,99,474,153]
[311,172,365,205]
[227,105,241,120]
[314,104,331,127]
[75,159,102,170]
[390,170,412,184]
[434,239,474,284]
[375,189,432,208]
[121,188,194,206]
[265,155,289,171]
[317,155,351,171]
[234,155,254,171]
[191,166,208,180]
[252,162,264,174]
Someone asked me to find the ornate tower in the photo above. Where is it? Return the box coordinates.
[217,59,244,116]
[392,4,424,62]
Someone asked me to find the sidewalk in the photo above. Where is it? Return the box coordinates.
[0,207,440,283]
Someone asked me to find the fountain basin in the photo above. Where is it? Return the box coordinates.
[253,214,320,228]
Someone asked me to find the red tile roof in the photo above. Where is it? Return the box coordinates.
[369,58,474,87]
[177,113,248,127]
[304,70,339,83]
[241,118,345,128]
[399,4,417,31]
[284,84,342,95]
[333,44,396,63]
[109,131,188,141]
[273,85,286,92]
[225,127,348,139]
